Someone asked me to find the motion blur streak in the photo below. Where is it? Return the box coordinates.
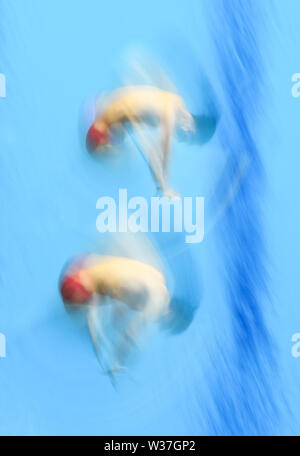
[206,1,280,435]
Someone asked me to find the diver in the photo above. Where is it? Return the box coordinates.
[86,86,195,199]
[60,254,170,375]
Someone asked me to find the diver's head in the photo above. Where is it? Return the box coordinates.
[60,272,93,307]
[86,120,111,152]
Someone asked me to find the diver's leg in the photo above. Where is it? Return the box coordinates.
[87,298,122,373]
[87,301,102,365]
[136,126,167,193]
[111,301,140,366]
[159,107,182,199]
[123,285,170,344]
[161,107,175,175]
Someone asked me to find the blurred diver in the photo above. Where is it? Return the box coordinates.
[86,85,195,198]
[59,253,170,378]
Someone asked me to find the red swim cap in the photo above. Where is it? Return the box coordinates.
[86,125,110,151]
[60,274,92,304]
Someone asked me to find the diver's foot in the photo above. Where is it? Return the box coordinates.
[105,365,127,375]
[163,189,181,200]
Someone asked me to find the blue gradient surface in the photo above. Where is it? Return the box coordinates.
[0,0,300,436]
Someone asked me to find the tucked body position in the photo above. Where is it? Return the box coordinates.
[86,86,195,198]
[60,254,170,377]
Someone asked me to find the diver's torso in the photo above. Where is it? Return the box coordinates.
[101,86,182,125]
[85,256,167,309]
